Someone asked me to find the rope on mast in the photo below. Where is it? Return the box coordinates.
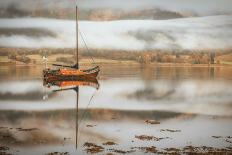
[79,30,96,65]
[76,1,96,66]
[78,89,97,125]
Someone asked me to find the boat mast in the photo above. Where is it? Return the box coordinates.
[76,5,79,69]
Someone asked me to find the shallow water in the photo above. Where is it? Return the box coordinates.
[0,65,232,155]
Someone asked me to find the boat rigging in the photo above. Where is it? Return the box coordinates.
[43,5,100,81]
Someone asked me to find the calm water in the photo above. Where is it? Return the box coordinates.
[0,65,232,155]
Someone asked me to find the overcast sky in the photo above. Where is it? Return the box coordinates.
[0,0,232,16]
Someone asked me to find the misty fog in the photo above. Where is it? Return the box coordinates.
[0,15,231,50]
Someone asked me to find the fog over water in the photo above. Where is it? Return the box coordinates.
[0,79,232,116]
[0,15,232,50]
[0,0,231,51]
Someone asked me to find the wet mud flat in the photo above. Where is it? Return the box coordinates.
[0,100,232,155]
[1,112,232,155]
[82,124,232,155]
[2,129,231,155]
[83,143,232,154]
[82,122,232,155]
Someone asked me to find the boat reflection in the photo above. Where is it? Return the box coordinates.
[43,77,99,90]
[43,77,99,149]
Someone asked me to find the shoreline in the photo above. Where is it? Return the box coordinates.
[1,61,232,68]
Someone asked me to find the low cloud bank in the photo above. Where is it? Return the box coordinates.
[0,15,232,51]
[1,79,232,116]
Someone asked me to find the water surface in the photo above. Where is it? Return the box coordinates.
[0,65,232,155]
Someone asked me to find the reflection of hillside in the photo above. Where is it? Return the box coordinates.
[0,128,62,146]
[0,91,55,101]
[0,66,43,81]
[127,87,175,101]
[0,118,111,147]
[125,79,232,102]
[0,109,186,122]
[0,109,187,147]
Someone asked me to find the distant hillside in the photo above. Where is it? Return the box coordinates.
[0,3,29,18]
[0,6,188,20]
[87,9,186,21]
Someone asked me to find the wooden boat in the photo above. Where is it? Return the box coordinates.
[43,6,100,80]
[43,65,99,81]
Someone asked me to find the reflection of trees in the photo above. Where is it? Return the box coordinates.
[138,65,176,101]
[0,65,42,81]
[128,88,175,101]
[209,67,215,79]
[0,127,62,146]
[135,65,224,101]
[0,109,183,124]
[0,108,187,147]
[0,91,56,101]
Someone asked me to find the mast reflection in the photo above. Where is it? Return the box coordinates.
[43,77,99,149]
